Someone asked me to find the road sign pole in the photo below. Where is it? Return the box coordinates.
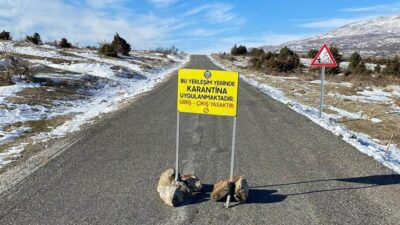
[319,66,325,118]
[225,116,237,208]
[175,111,180,181]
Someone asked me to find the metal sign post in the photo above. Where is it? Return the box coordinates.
[319,66,325,118]
[225,116,237,208]
[175,111,180,181]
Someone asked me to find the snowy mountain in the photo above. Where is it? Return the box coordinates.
[261,16,400,57]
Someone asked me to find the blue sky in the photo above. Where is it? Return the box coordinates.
[1,0,400,53]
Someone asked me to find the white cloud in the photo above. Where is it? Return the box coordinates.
[183,3,238,24]
[0,0,186,49]
[342,2,400,13]
[184,27,239,37]
[298,17,373,29]
[85,0,125,8]
[147,0,179,8]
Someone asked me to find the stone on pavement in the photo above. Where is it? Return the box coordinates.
[234,177,249,203]
[181,174,203,192]
[158,185,184,207]
[157,168,175,193]
[211,179,229,202]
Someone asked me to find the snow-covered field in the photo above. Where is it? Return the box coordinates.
[210,54,400,174]
[0,41,188,168]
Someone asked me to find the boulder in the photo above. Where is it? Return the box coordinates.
[210,179,229,202]
[171,180,193,197]
[210,176,249,203]
[181,174,203,192]
[158,185,184,207]
[157,169,200,207]
[158,180,192,207]
[234,177,249,203]
[157,168,175,193]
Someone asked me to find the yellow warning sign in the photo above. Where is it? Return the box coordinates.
[177,69,239,117]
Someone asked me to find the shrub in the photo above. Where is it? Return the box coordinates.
[348,52,362,71]
[154,45,179,55]
[326,46,342,74]
[0,46,31,82]
[98,43,118,57]
[374,64,381,74]
[0,30,12,40]
[26,32,42,45]
[58,38,72,48]
[353,62,369,75]
[250,48,265,56]
[276,47,301,72]
[383,56,400,77]
[111,33,131,55]
[250,47,300,73]
[86,45,99,50]
[307,49,318,59]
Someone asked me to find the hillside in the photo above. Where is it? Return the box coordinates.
[0,41,188,169]
[262,16,400,57]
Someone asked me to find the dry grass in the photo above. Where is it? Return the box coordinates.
[6,86,85,107]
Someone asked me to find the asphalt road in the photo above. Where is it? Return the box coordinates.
[0,55,399,225]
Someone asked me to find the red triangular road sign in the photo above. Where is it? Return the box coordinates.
[310,44,337,67]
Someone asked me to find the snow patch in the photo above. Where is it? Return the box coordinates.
[328,106,365,120]
[336,89,393,103]
[0,143,29,168]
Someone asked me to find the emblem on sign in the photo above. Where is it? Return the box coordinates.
[204,70,211,79]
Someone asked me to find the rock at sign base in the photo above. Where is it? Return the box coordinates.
[181,174,203,192]
[158,181,192,207]
[158,185,185,207]
[234,177,249,203]
[171,180,193,197]
[211,179,229,202]
[157,168,175,193]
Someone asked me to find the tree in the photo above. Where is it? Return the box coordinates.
[307,49,318,59]
[58,38,72,48]
[98,43,118,57]
[236,45,247,55]
[26,32,42,45]
[231,44,238,55]
[111,33,131,55]
[0,30,11,40]
[348,52,362,71]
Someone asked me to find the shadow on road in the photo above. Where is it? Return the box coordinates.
[182,184,287,207]
[246,189,287,204]
[228,189,287,208]
[250,174,400,196]
[183,184,213,206]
